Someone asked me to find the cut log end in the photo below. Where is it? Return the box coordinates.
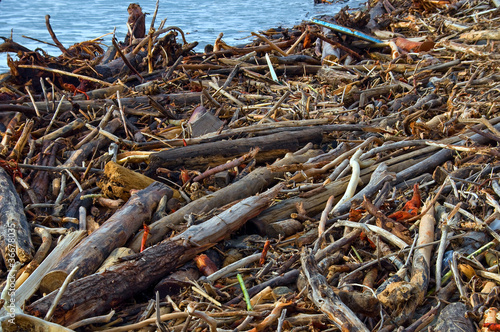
[39,270,69,294]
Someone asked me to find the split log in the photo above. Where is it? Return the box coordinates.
[301,250,369,332]
[98,161,156,200]
[40,181,171,293]
[145,128,324,173]
[0,167,34,266]
[459,29,500,41]
[130,146,320,251]
[4,231,86,315]
[25,185,281,325]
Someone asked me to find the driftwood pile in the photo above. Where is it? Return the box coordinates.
[0,0,499,330]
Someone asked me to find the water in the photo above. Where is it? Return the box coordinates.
[0,0,364,73]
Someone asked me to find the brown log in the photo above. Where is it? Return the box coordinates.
[29,92,202,112]
[0,37,31,53]
[263,218,303,238]
[31,141,59,202]
[97,161,156,200]
[301,250,369,332]
[145,128,324,173]
[25,184,281,325]
[94,50,146,80]
[0,104,39,117]
[39,181,172,293]
[0,167,34,266]
[130,146,320,251]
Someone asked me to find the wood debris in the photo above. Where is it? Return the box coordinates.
[0,0,499,330]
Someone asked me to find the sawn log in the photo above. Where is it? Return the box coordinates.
[25,185,282,325]
[40,181,172,293]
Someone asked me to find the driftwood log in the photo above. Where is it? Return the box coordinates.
[25,185,282,325]
[98,161,155,200]
[0,167,34,266]
[250,122,500,234]
[130,145,320,251]
[301,250,369,332]
[145,128,325,173]
[40,181,171,293]
[30,92,203,112]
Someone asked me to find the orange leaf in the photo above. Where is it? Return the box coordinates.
[393,37,435,52]
[194,254,218,276]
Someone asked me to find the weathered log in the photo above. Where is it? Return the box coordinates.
[130,146,320,251]
[97,161,156,200]
[0,167,34,266]
[25,184,281,325]
[0,313,73,332]
[40,181,171,293]
[94,50,147,80]
[145,128,324,173]
[433,302,474,332]
[0,104,39,117]
[376,201,435,324]
[30,92,203,112]
[301,250,369,332]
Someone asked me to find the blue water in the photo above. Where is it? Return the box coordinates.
[0,0,363,73]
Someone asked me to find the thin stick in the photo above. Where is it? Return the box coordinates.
[435,202,461,292]
[79,206,87,232]
[407,179,447,225]
[260,90,291,121]
[18,64,113,87]
[67,310,115,330]
[286,30,307,55]
[17,163,103,174]
[251,32,288,57]
[25,86,41,117]
[155,291,168,332]
[149,0,160,33]
[44,95,66,135]
[319,195,335,237]
[330,148,362,215]
[116,91,133,140]
[85,123,134,147]
[45,15,70,56]
[206,253,261,282]
[39,77,50,111]
[45,266,79,321]
[65,169,83,192]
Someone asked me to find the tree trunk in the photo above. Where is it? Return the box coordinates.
[40,181,172,293]
[145,128,324,173]
[25,185,281,325]
[130,146,320,251]
[0,167,34,266]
